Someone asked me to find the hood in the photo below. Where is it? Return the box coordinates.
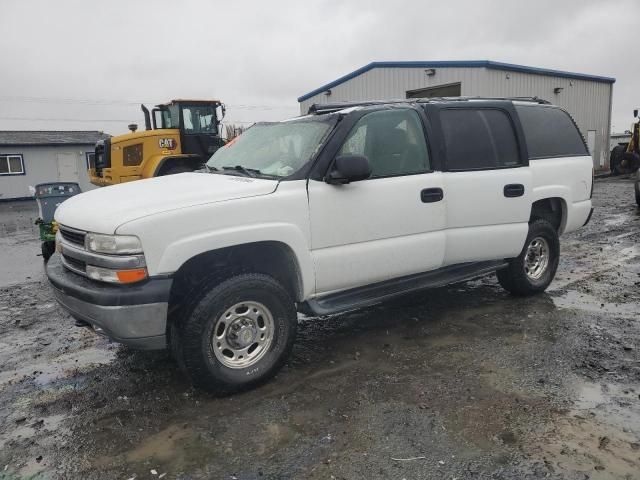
[55,173,278,233]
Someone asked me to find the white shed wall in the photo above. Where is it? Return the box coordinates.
[299,66,612,170]
[0,145,97,201]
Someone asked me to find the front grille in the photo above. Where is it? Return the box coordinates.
[59,226,86,247]
[62,254,86,273]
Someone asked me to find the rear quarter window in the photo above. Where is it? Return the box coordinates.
[515,105,588,159]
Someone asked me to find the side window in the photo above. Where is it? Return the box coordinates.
[85,152,95,170]
[515,105,588,159]
[441,109,520,170]
[339,109,430,177]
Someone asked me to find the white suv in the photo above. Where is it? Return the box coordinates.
[47,98,594,392]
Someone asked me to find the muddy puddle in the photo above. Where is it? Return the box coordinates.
[0,179,640,479]
[0,200,45,287]
[531,379,640,479]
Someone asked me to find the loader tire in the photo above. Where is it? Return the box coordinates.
[159,164,192,176]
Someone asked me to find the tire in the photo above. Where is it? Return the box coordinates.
[175,273,297,394]
[158,164,193,176]
[610,145,626,176]
[497,219,560,296]
[41,241,55,262]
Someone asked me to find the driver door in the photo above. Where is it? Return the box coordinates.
[307,108,446,294]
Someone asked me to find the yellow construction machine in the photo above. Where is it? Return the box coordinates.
[610,108,640,176]
[89,99,226,186]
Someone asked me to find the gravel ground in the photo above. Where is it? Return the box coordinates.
[0,176,639,480]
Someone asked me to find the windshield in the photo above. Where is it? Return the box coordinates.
[206,119,334,178]
[182,105,217,134]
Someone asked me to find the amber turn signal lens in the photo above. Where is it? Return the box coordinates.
[115,268,148,284]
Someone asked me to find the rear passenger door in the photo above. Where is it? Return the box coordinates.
[429,103,532,265]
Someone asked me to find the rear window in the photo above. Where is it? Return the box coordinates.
[515,105,588,159]
[441,108,521,170]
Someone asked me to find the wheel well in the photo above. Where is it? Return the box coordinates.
[167,241,303,328]
[156,156,202,175]
[530,198,565,233]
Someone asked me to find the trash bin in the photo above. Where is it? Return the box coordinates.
[35,182,81,223]
[34,182,81,261]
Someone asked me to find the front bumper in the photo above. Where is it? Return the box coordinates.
[46,254,172,350]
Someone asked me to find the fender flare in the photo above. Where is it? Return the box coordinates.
[155,223,315,299]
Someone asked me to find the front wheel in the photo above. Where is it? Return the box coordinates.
[497,219,560,296]
[175,274,297,394]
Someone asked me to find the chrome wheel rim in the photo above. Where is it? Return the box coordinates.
[211,301,274,369]
[524,236,550,280]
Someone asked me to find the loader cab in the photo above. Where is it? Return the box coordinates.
[153,99,226,159]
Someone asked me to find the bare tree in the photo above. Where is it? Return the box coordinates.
[225,124,246,140]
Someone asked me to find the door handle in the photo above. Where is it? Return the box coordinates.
[504,184,525,198]
[421,187,444,203]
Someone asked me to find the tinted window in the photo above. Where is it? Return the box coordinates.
[441,109,520,170]
[515,105,588,159]
[339,109,430,177]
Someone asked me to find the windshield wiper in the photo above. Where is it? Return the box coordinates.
[202,164,218,173]
[221,165,261,178]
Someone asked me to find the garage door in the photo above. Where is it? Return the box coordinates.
[406,82,461,99]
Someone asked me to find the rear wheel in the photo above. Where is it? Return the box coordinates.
[175,273,297,394]
[497,219,560,296]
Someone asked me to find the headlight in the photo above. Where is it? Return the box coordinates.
[86,265,148,284]
[85,233,143,254]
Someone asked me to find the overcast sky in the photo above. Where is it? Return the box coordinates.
[1,0,637,135]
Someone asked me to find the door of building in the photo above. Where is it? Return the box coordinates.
[56,153,78,182]
[587,130,597,167]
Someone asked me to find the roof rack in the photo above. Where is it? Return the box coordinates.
[308,96,551,114]
[308,100,414,114]
[421,96,551,104]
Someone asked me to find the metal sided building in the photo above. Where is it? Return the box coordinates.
[0,131,109,201]
[298,61,615,170]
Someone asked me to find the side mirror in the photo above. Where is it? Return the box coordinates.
[634,109,638,118]
[326,155,372,184]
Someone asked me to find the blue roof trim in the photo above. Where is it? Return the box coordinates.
[297,60,616,103]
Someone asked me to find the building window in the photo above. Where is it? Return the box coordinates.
[86,152,96,169]
[0,154,25,175]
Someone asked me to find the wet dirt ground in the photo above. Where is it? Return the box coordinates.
[1,176,639,480]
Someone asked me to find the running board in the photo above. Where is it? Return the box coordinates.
[300,260,508,316]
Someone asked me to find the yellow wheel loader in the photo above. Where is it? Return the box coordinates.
[89,99,226,186]
[610,108,640,176]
